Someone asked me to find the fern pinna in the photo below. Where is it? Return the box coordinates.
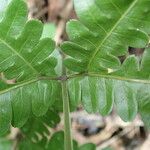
[0,0,150,149]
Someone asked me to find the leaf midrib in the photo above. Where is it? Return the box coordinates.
[87,0,138,70]
[0,72,149,96]
[0,75,59,95]
[0,78,39,95]
[0,38,38,73]
[68,73,150,84]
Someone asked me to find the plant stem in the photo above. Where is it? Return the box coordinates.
[60,47,73,150]
[62,80,74,150]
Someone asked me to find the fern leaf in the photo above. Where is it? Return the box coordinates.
[62,0,150,122]
[61,0,150,73]
[0,0,56,81]
[0,79,60,135]
[47,131,96,150]
[0,0,59,135]
[21,109,60,145]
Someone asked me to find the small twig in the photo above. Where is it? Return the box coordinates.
[7,128,23,150]
[55,0,73,45]
[0,72,16,84]
[34,7,49,19]
[97,126,137,149]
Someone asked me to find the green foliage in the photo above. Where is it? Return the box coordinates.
[0,0,11,20]
[0,0,61,136]
[0,78,61,135]
[21,109,60,143]
[0,138,13,150]
[0,0,150,149]
[41,23,56,39]
[62,0,150,73]
[0,0,56,80]
[18,131,96,150]
[47,131,96,150]
[62,0,150,122]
